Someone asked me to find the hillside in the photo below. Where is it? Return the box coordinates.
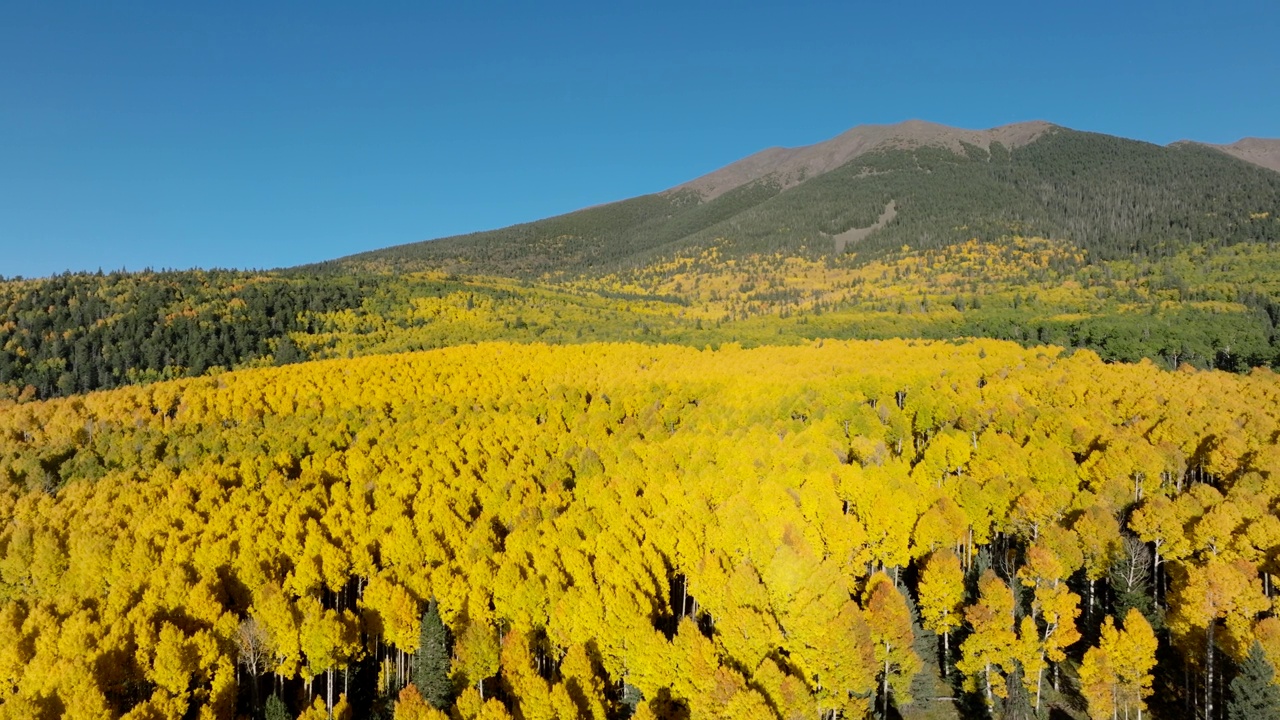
[10,234,1280,400]
[334,122,1280,278]
[3,339,1280,719]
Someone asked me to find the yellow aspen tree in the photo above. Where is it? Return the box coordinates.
[558,643,610,720]
[57,665,116,720]
[917,549,965,675]
[394,684,451,720]
[1079,609,1157,720]
[298,597,361,716]
[1128,495,1189,605]
[1078,622,1118,720]
[1168,558,1270,720]
[0,602,30,699]
[864,572,921,716]
[359,575,421,653]
[1113,610,1158,720]
[253,585,303,683]
[1017,541,1081,706]
[453,685,514,720]
[1074,505,1122,624]
[1193,500,1244,558]
[1013,616,1047,710]
[910,497,968,559]
[296,696,329,720]
[957,570,1018,712]
[719,685,776,720]
[1254,616,1280,679]
[151,622,199,697]
[454,617,501,699]
[497,628,575,720]
[331,693,353,720]
[751,656,817,720]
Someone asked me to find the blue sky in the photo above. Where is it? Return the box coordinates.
[2,1,1277,278]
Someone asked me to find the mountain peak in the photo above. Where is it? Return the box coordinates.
[1203,137,1280,173]
[672,120,1055,200]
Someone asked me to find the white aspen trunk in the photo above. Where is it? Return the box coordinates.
[1035,666,1043,713]
[984,662,993,709]
[1206,621,1215,720]
[1153,546,1162,607]
[883,655,891,719]
[326,667,334,718]
[942,631,949,677]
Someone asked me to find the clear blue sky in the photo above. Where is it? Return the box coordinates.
[2,1,1276,278]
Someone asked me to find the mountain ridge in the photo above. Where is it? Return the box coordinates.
[1199,137,1280,173]
[331,120,1280,278]
[669,119,1057,200]
[676,121,1280,202]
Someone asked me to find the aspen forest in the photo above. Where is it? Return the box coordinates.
[3,338,1280,719]
[5,121,1280,720]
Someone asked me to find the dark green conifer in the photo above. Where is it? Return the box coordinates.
[414,600,453,709]
[264,693,291,720]
[1228,642,1280,720]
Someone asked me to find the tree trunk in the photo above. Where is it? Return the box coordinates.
[253,671,261,717]
[883,656,891,719]
[679,575,687,619]
[326,667,334,718]
[1035,666,1043,713]
[984,662,993,710]
[942,631,949,678]
[1153,546,1161,607]
[1206,621,1215,720]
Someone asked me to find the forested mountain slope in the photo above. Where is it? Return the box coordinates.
[0,270,380,399]
[10,236,1280,399]
[4,122,1278,401]
[3,340,1280,719]
[334,123,1280,277]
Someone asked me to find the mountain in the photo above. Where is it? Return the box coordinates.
[670,119,1054,200]
[333,121,1280,277]
[5,121,1280,400]
[1201,137,1280,173]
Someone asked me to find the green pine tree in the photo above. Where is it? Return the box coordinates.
[1229,642,1280,720]
[413,600,453,709]
[264,693,291,720]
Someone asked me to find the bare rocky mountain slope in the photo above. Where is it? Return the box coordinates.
[1203,137,1280,173]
